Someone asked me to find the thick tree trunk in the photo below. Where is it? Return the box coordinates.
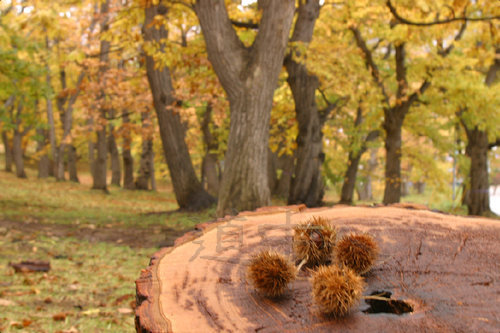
[37,128,50,178]
[68,145,79,182]
[383,109,404,204]
[88,117,95,179]
[286,0,325,208]
[12,129,26,178]
[143,1,215,209]
[108,128,121,186]
[340,152,362,204]
[464,128,490,216]
[194,0,295,216]
[122,112,135,190]
[2,131,13,172]
[92,0,110,191]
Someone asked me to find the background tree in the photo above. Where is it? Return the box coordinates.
[194,0,296,216]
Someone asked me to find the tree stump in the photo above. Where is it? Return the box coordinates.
[135,205,500,332]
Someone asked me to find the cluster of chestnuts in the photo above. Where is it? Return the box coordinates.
[247,216,379,317]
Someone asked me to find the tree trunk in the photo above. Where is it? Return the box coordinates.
[12,129,26,178]
[143,1,215,209]
[92,0,110,191]
[88,117,96,180]
[382,109,404,204]
[44,58,57,177]
[68,145,79,182]
[459,48,499,216]
[362,148,378,200]
[136,139,153,190]
[339,105,379,204]
[194,0,295,216]
[286,0,325,208]
[122,112,135,190]
[150,150,157,191]
[274,154,294,199]
[37,128,50,178]
[2,131,13,172]
[415,181,425,194]
[108,126,121,186]
[340,152,362,204]
[200,103,220,197]
[464,128,490,215]
[93,125,107,190]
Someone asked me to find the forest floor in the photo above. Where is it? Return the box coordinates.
[0,169,216,332]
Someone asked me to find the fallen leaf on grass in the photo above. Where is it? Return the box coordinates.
[53,313,67,321]
[113,293,133,305]
[117,308,133,314]
[9,260,51,273]
[81,308,100,316]
[0,298,16,306]
[22,319,32,327]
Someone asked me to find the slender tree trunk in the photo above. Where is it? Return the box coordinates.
[108,126,121,186]
[44,42,57,177]
[274,154,294,199]
[339,104,379,204]
[68,145,79,182]
[285,0,326,207]
[340,152,362,204]
[144,1,215,209]
[122,112,135,189]
[2,131,13,172]
[150,150,156,191]
[37,128,50,178]
[12,129,26,178]
[200,103,220,197]
[88,117,96,179]
[415,181,425,194]
[194,0,295,216]
[92,0,110,191]
[136,139,152,190]
[93,124,108,190]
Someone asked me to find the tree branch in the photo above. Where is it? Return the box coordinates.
[350,27,391,108]
[438,21,467,57]
[395,43,407,100]
[489,138,500,150]
[386,0,500,26]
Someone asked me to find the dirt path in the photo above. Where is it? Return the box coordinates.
[0,219,189,248]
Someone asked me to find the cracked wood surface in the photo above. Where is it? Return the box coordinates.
[135,205,499,333]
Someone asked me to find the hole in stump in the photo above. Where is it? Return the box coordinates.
[363,290,413,315]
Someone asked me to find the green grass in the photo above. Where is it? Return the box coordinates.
[0,231,152,332]
[0,169,216,332]
[0,170,215,228]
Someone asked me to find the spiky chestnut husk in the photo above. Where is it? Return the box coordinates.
[247,250,296,297]
[335,234,379,275]
[293,216,336,266]
[311,265,365,317]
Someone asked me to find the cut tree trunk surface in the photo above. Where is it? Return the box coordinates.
[135,205,499,333]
